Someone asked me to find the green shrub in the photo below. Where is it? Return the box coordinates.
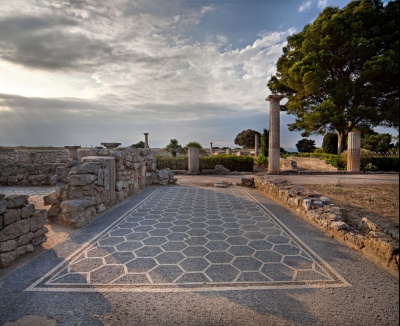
[364,163,378,171]
[254,154,268,167]
[155,156,188,170]
[370,157,399,171]
[200,155,254,172]
[340,149,374,169]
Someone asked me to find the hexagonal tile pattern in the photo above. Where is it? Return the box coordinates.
[35,187,348,291]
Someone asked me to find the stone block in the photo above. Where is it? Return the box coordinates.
[0,239,18,252]
[29,210,48,232]
[61,199,92,215]
[0,219,30,242]
[6,195,29,209]
[4,209,21,225]
[116,181,123,192]
[241,177,254,187]
[0,251,18,267]
[97,168,104,185]
[15,244,34,256]
[21,204,36,218]
[18,232,34,246]
[34,227,48,238]
[64,207,97,228]
[32,235,47,246]
[71,162,100,175]
[67,174,97,186]
[0,199,7,215]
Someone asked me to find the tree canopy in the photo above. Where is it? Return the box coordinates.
[163,139,183,157]
[131,141,145,148]
[234,129,261,149]
[260,129,269,156]
[296,139,317,153]
[268,0,399,154]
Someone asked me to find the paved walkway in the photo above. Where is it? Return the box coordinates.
[0,185,398,325]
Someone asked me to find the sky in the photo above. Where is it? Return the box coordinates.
[0,0,395,150]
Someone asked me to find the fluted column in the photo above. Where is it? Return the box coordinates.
[266,95,284,174]
[347,132,361,172]
[144,133,149,148]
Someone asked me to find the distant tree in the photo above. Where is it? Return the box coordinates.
[296,139,317,153]
[185,141,206,155]
[164,139,183,157]
[362,132,394,152]
[234,129,261,149]
[268,0,399,154]
[260,129,269,156]
[131,141,145,148]
[322,133,339,154]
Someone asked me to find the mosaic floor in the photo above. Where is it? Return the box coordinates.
[28,187,349,292]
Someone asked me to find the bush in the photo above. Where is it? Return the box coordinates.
[200,155,254,172]
[322,133,338,154]
[370,157,399,171]
[254,154,268,167]
[340,149,374,169]
[155,156,188,170]
[364,163,378,171]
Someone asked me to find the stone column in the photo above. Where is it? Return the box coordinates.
[144,133,149,148]
[255,134,259,156]
[188,147,200,174]
[64,146,81,160]
[347,132,361,172]
[210,142,213,154]
[266,95,285,174]
[226,148,232,155]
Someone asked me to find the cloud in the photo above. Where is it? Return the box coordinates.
[318,0,328,10]
[0,0,298,147]
[298,1,312,12]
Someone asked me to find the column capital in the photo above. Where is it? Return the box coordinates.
[266,94,285,102]
[143,133,149,135]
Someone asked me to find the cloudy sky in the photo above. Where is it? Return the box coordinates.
[0,0,387,150]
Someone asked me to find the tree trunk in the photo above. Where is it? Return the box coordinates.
[337,131,347,154]
[172,151,177,158]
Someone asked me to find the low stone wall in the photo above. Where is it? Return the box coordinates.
[0,163,63,186]
[0,194,48,267]
[0,149,68,165]
[253,176,399,273]
[45,148,166,227]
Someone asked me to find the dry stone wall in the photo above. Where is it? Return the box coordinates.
[253,175,399,273]
[0,149,68,165]
[0,163,64,186]
[45,147,163,228]
[0,194,48,267]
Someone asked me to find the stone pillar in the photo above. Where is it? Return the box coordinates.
[64,146,81,160]
[210,142,213,154]
[144,133,149,148]
[266,95,284,174]
[347,132,361,172]
[188,147,200,174]
[226,148,232,155]
[255,134,259,156]
[82,156,116,206]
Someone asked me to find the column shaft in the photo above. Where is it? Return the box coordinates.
[267,95,284,174]
[347,132,361,172]
[188,147,200,174]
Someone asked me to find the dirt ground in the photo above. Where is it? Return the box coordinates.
[301,184,399,240]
